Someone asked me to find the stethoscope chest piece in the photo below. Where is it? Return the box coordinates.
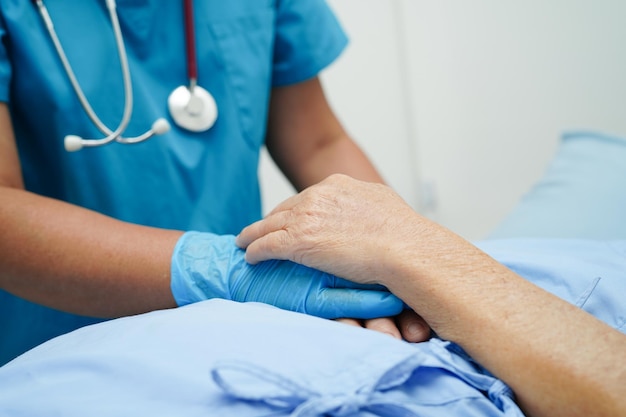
[168,85,218,132]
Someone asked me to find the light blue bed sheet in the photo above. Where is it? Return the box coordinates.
[0,299,523,417]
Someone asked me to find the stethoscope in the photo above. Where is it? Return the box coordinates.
[33,0,218,152]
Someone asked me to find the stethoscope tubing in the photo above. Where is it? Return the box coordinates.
[34,0,135,147]
[33,0,217,151]
[34,0,174,151]
[184,0,198,84]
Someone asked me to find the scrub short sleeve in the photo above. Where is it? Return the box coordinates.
[0,18,13,102]
[272,0,348,86]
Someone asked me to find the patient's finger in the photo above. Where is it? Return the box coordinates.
[363,317,402,339]
[336,318,403,340]
[237,213,293,264]
[335,318,362,328]
[236,212,283,249]
[396,310,431,343]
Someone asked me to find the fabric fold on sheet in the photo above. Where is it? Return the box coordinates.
[210,337,523,417]
[211,357,426,416]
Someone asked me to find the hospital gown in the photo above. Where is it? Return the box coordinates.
[0,0,348,365]
[0,238,623,416]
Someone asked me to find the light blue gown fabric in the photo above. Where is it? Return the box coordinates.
[0,0,348,365]
[0,238,624,416]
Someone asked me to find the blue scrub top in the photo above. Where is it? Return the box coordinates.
[0,0,348,365]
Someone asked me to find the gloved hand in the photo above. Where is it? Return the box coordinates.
[170,232,403,319]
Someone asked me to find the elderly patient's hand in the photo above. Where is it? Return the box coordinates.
[236,174,434,342]
[236,174,423,285]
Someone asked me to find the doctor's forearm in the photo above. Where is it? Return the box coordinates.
[302,134,385,187]
[0,186,181,317]
[266,77,384,189]
[276,133,385,192]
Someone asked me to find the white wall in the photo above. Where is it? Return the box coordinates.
[400,0,626,239]
[260,0,626,240]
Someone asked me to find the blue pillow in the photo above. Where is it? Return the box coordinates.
[0,299,523,417]
[489,131,626,239]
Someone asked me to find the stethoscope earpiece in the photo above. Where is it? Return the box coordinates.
[64,118,172,152]
[64,135,85,152]
[151,118,172,135]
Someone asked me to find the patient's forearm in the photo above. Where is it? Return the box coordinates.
[386,237,626,417]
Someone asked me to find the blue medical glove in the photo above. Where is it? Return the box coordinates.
[170,232,403,319]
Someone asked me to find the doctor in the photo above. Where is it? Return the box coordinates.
[0,0,421,365]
